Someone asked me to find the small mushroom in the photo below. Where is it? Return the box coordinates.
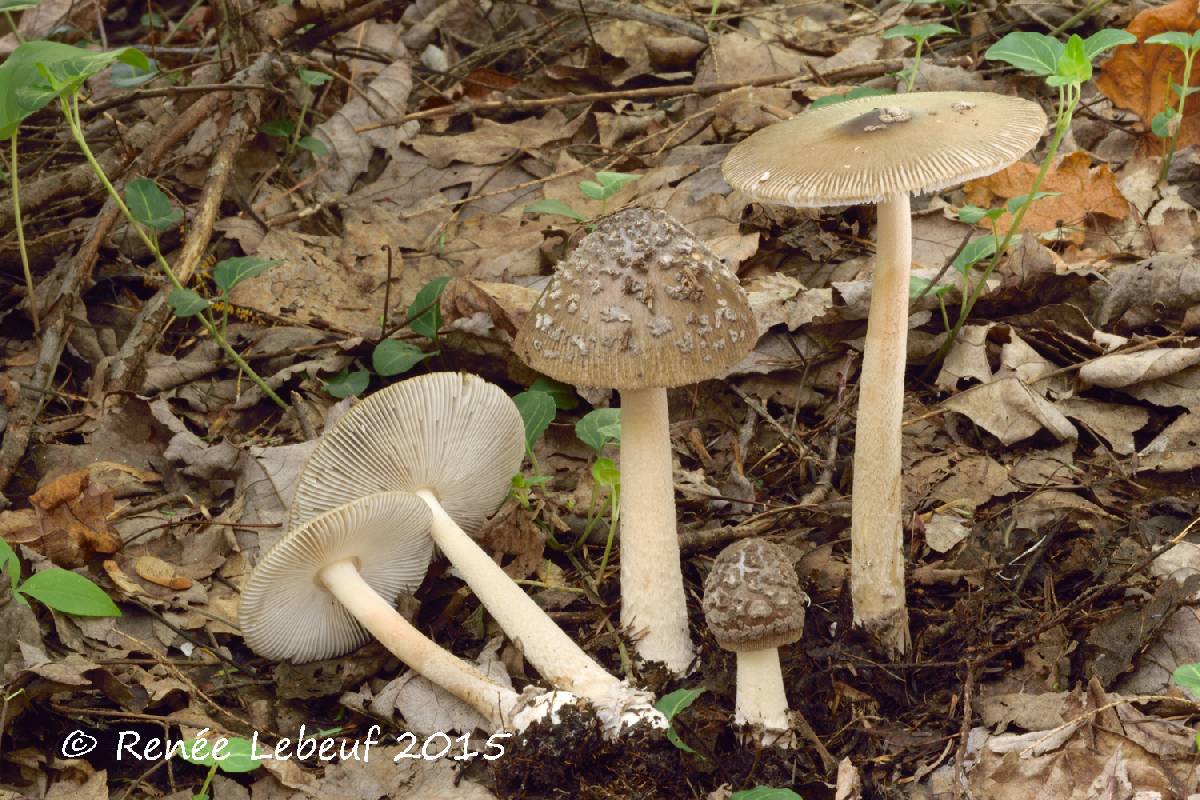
[702,538,808,748]
[721,92,1047,655]
[241,491,573,730]
[288,372,664,734]
[513,208,757,675]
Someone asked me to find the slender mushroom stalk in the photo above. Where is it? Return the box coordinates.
[703,538,808,748]
[850,192,911,654]
[241,492,568,731]
[289,373,666,735]
[721,92,1047,656]
[513,209,757,675]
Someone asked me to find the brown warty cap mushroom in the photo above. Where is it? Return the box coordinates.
[703,538,807,747]
[514,208,756,391]
[721,92,1047,207]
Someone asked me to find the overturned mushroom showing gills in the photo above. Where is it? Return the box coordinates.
[288,372,663,733]
[513,209,757,675]
[702,538,808,747]
[721,92,1046,656]
[241,491,555,729]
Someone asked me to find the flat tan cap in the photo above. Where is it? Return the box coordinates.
[722,91,1047,208]
[513,208,756,390]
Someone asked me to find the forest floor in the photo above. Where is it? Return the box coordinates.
[2,0,1200,798]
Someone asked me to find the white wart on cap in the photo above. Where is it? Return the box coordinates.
[513,208,757,391]
[721,91,1048,207]
[241,492,434,662]
[288,372,524,532]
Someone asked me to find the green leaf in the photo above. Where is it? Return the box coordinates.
[1173,663,1200,699]
[0,42,149,139]
[1152,107,1178,137]
[513,390,556,450]
[593,170,640,195]
[324,368,369,398]
[985,31,1063,78]
[730,789,805,800]
[168,287,210,318]
[125,177,181,232]
[17,568,121,616]
[140,11,166,28]
[808,86,894,109]
[578,179,606,200]
[952,236,998,275]
[1142,31,1190,52]
[882,23,955,42]
[298,69,331,86]
[955,204,1001,224]
[110,57,158,89]
[523,198,587,222]
[212,256,282,293]
[259,119,294,137]
[1079,28,1136,63]
[371,339,430,377]
[529,376,578,410]
[1052,34,1091,85]
[177,736,261,773]
[576,407,621,452]
[591,456,620,489]
[1005,191,1059,214]
[0,0,40,10]
[654,687,705,753]
[909,274,951,299]
[408,276,450,339]
[296,136,328,156]
[0,536,20,592]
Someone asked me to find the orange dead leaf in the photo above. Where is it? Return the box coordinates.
[1095,0,1200,149]
[963,152,1129,243]
[11,469,122,566]
[134,556,193,591]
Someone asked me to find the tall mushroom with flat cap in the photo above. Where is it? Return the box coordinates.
[241,491,576,730]
[513,208,757,675]
[702,538,808,747]
[721,92,1047,655]
[288,372,663,732]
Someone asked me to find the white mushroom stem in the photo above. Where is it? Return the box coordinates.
[850,192,912,657]
[415,488,653,723]
[735,649,790,740]
[318,559,519,728]
[617,386,696,675]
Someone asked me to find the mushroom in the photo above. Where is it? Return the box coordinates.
[720,92,1046,655]
[512,208,757,675]
[288,372,664,733]
[241,491,577,730]
[701,538,808,747]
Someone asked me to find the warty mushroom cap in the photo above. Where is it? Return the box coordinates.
[721,91,1048,208]
[703,538,808,652]
[241,492,434,662]
[513,208,756,390]
[288,372,525,533]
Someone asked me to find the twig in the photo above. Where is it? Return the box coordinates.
[543,0,709,42]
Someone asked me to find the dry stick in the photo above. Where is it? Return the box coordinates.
[109,62,275,395]
[543,0,709,42]
[0,108,214,504]
[284,0,398,51]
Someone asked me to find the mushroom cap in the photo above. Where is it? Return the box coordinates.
[240,492,435,662]
[702,538,808,652]
[288,372,525,533]
[721,91,1048,208]
[512,208,756,390]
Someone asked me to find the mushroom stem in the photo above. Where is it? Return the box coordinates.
[318,559,518,728]
[618,386,696,675]
[414,489,626,702]
[850,191,912,656]
[734,649,790,736]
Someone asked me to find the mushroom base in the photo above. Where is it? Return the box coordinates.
[734,648,792,747]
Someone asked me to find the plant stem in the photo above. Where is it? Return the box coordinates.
[1160,47,1197,183]
[11,131,36,333]
[908,39,924,93]
[59,93,289,411]
[4,12,22,44]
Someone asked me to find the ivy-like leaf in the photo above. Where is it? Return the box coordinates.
[17,568,121,616]
[324,368,369,399]
[371,339,430,377]
[985,31,1064,78]
[576,408,621,452]
[882,22,955,42]
[529,376,579,410]
[259,119,294,137]
[125,177,181,232]
[0,536,20,592]
[909,274,951,299]
[808,86,894,109]
[212,256,282,294]
[0,0,39,10]
[176,736,261,773]
[168,288,210,318]
[298,69,331,86]
[1005,191,1060,214]
[1082,28,1136,61]
[523,198,587,222]
[1173,663,1200,699]
[513,390,556,450]
[297,136,328,156]
[952,236,999,275]
[408,276,451,339]
[1152,107,1178,137]
[591,456,620,489]
[1146,31,1195,52]
[109,57,158,89]
[654,687,706,753]
[1050,34,1092,86]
